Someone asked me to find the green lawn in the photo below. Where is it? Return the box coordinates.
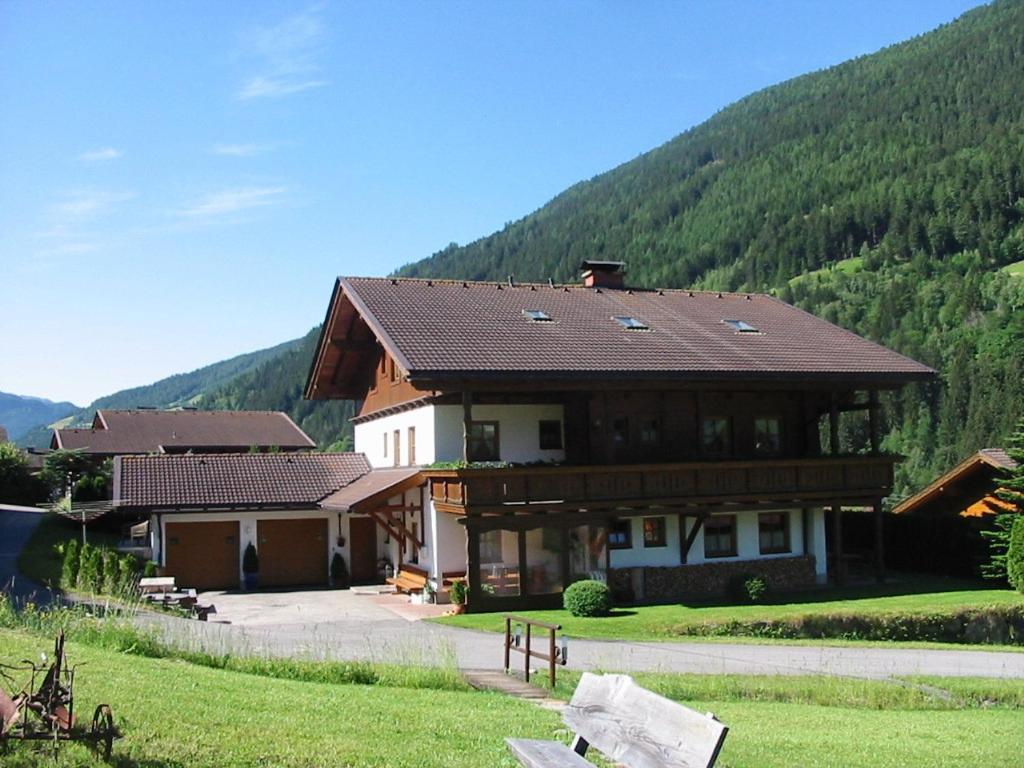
[1002,258,1024,276]
[789,255,864,285]
[16,512,120,588]
[435,579,1023,643]
[2,629,1021,767]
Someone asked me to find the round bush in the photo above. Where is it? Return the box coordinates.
[563,579,612,617]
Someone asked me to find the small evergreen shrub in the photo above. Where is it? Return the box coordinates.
[331,552,350,589]
[118,554,139,594]
[563,579,612,617]
[448,579,467,605]
[728,573,767,603]
[76,544,98,591]
[143,560,158,578]
[61,539,80,589]
[744,576,768,603]
[100,549,119,594]
[1007,516,1024,593]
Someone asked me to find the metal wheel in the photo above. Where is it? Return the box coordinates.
[90,704,116,760]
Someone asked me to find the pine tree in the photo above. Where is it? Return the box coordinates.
[982,418,1024,582]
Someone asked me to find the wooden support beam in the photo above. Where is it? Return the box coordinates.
[467,523,481,609]
[873,499,885,583]
[832,502,845,585]
[829,392,840,456]
[462,390,473,463]
[680,514,705,565]
[868,390,881,455]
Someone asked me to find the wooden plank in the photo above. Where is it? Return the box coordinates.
[506,738,595,768]
[563,673,727,768]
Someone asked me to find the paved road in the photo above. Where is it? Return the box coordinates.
[0,505,56,607]
[137,588,1024,681]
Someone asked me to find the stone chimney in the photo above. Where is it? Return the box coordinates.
[580,260,626,289]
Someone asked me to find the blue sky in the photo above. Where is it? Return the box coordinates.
[0,0,982,405]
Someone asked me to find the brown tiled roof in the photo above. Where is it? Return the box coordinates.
[309,277,935,395]
[114,453,370,509]
[320,468,423,512]
[55,409,316,455]
[978,448,1016,470]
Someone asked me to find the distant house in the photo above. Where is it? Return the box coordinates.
[893,448,1017,517]
[113,453,421,590]
[299,262,933,610]
[51,409,316,457]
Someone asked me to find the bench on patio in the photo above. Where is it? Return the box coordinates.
[506,673,728,768]
[138,576,176,595]
[386,564,428,595]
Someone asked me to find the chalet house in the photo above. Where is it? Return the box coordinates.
[302,262,934,610]
[892,448,1017,518]
[52,409,316,457]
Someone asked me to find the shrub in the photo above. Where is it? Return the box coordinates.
[563,579,612,617]
[448,579,467,605]
[331,552,350,589]
[76,543,99,592]
[1007,516,1024,593]
[744,576,768,603]
[728,572,767,603]
[61,539,80,589]
[143,560,158,578]
[118,554,139,594]
[242,543,259,575]
[100,549,120,593]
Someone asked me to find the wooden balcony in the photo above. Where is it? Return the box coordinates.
[426,456,896,513]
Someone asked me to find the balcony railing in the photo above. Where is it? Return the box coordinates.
[426,456,895,512]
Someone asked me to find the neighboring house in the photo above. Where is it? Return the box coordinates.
[303,262,934,610]
[52,409,316,456]
[893,448,1017,517]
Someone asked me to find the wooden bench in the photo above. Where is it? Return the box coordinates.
[507,673,728,768]
[386,564,428,594]
[138,576,176,595]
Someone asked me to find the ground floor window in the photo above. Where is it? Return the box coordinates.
[525,527,562,594]
[569,524,607,582]
[643,516,667,548]
[608,519,632,549]
[758,512,790,554]
[704,515,737,558]
[478,528,520,596]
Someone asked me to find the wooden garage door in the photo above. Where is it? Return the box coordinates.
[165,521,239,591]
[257,518,328,588]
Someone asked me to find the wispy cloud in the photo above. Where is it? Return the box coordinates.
[50,189,136,221]
[210,142,277,157]
[79,147,123,162]
[177,186,287,217]
[236,4,329,100]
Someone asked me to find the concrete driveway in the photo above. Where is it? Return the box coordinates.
[0,505,56,606]
[148,586,1024,680]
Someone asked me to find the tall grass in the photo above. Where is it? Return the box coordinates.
[0,595,467,692]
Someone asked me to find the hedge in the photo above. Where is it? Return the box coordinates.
[671,605,1024,645]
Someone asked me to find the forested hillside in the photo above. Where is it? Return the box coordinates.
[0,393,78,441]
[398,0,1024,498]
[201,327,355,450]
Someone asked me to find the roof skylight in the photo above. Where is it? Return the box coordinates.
[724,319,759,333]
[613,316,649,330]
[523,309,553,322]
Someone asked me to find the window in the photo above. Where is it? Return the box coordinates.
[754,417,782,455]
[539,420,563,450]
[393,430,400,467]
[724,319,759,333]
[640,418,660,444]
[407,426,416,465]
[643,516,667,548]
[523,309,553,322]
[608,519,633,549]
[389,358,400,383]
[613,315,649,330]
[701,417,732,456]
[613,417,629,446]
[468,421,500,462]
[383,433,388,458]
[759,512,790,554]
[704,515,737,558]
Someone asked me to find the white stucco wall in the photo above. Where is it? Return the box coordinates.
[354,405,436,468]
[433,403,566,464]
[608,514,682,568]
[684,509,805,565]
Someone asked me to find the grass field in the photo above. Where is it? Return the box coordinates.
[789,255,864,285]
[1002,258,1024,276]
[434,579,1023,643]
[1,628,1021,767]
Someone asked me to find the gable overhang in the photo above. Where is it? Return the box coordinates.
[892,450,1009,515]
[305,278,416,401]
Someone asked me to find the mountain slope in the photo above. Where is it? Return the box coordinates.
[0,392,79,441]
[397,0,1024,497]
[16,338,303,448]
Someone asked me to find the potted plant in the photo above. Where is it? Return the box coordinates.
[330,552,350,589]
[242,542,259,591]
[448,579,467,614]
